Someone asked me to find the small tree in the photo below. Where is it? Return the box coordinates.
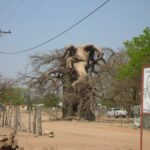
[0,75,25,105]
[44,93,61,107]
[118,27,150,79]
[116,27,150,115]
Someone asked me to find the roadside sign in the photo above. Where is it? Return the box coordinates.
[140,66,150,150]
[143,67,150,113]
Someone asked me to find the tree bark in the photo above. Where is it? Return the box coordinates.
[62,81,95,121]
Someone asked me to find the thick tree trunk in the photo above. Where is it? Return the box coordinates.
[62,81,95,121]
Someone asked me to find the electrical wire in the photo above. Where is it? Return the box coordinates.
[0,0,110,55]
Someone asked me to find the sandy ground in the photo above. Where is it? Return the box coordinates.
[0,112,150,150]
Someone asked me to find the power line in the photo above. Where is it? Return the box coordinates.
[0,0,110,55]
[0,29,11,34]
[0,29,11,37]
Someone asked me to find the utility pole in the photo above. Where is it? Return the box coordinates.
[0,28,11,37]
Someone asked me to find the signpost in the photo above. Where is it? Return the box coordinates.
[140,66,150,150]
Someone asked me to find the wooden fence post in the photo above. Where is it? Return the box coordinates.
[18,107,23,130]
[4,107,8,127]
[7,107,10,126]
[8,107,13,127]
[0,111,2,127]
[28,106,32,132]
[2,107,5,127]
[33,107,37,134]
[37,106,42,136]
[14,106,19,134]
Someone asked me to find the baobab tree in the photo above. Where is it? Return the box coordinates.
[23,45,113,120]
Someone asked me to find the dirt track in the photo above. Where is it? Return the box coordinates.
[0,119,150,150]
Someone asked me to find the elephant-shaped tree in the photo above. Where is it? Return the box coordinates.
[23,45,108,120]
[64,45,106,87]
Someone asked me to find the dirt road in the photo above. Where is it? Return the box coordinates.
[0,120,150,150]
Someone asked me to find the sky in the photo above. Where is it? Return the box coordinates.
[0,0,150,78]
